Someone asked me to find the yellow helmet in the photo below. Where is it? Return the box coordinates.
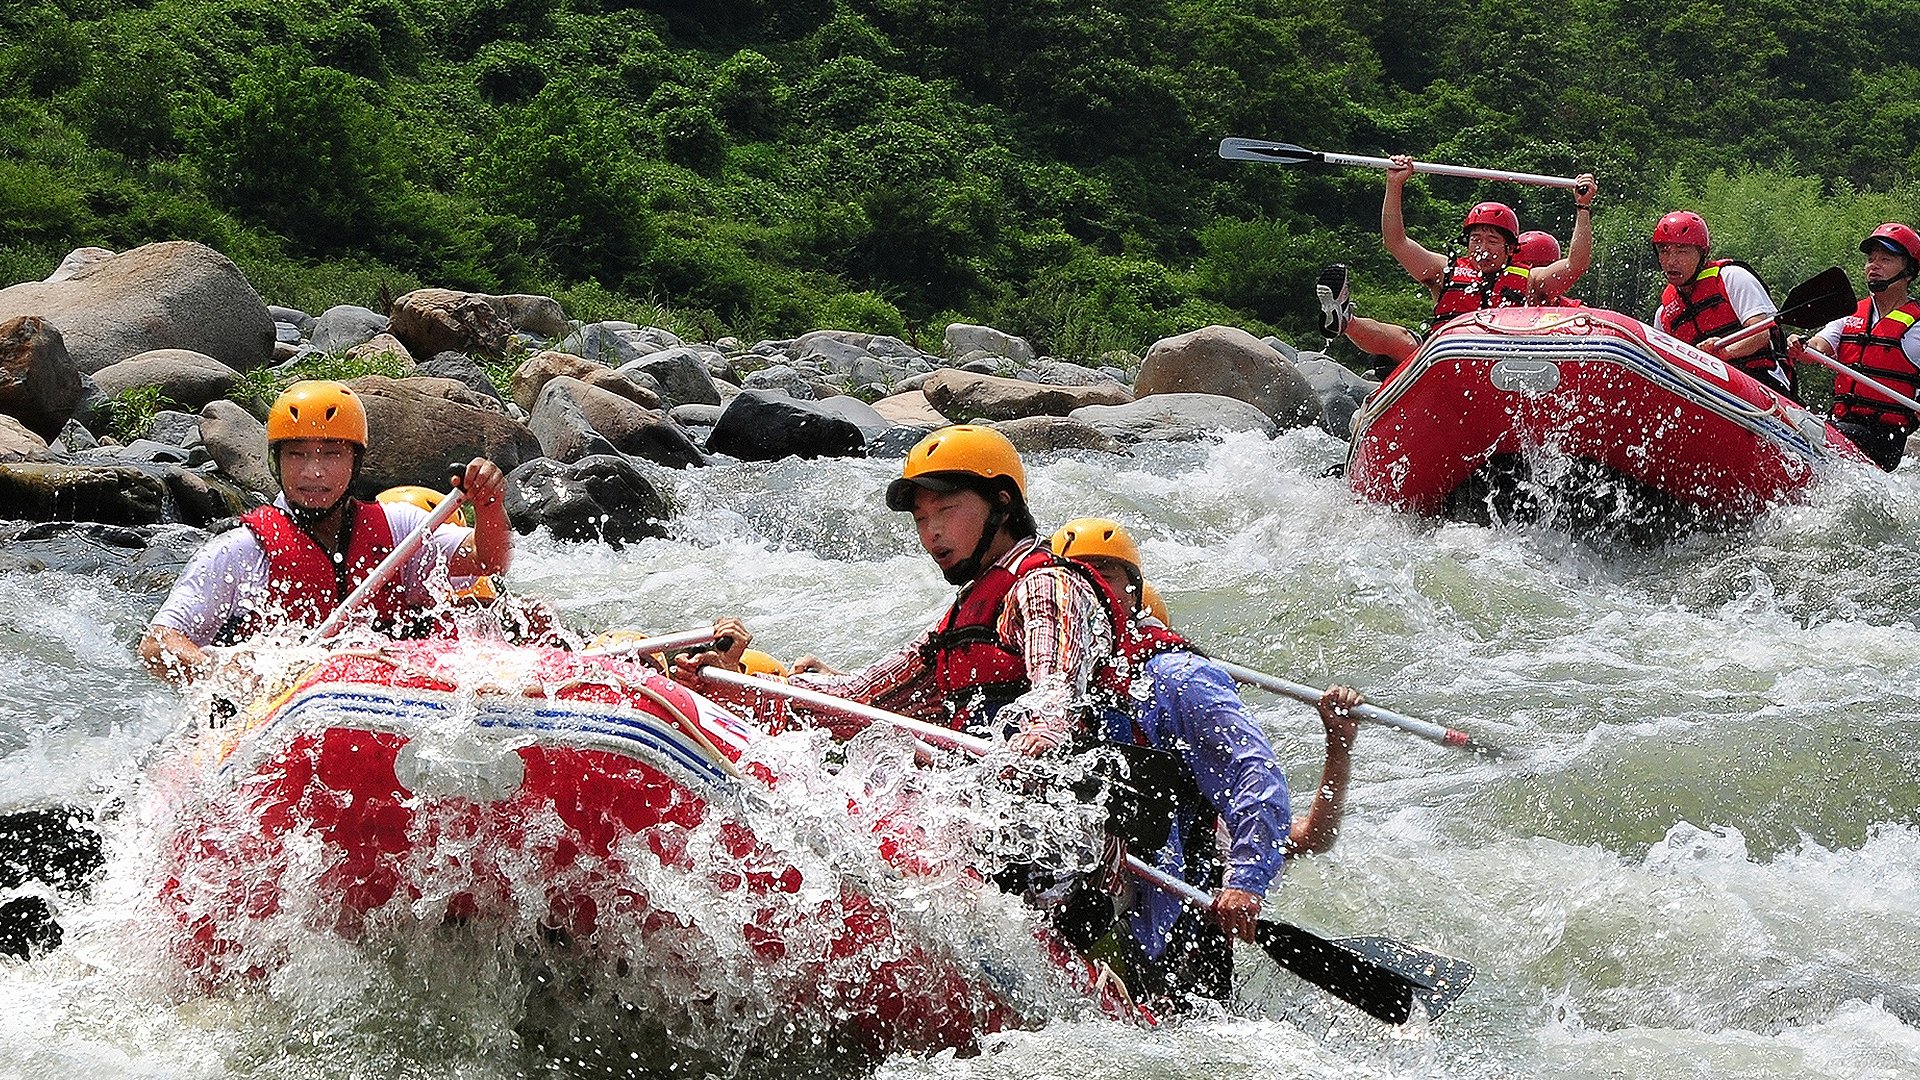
[885,425,1027,511]
[740,649,790,678]
[267,380,367,446]
[1049,517,1142,570]
[1140,582,1171,626]
[377,484,474,526]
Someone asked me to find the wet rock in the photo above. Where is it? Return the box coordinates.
[198,399,274,497]
[345,375,542,493]
[143,410,202,448]
[0,315,85,439]
[0,461,166,524]
[994,415,1126,455]
[1070,393,1278,443]
[706,389,866,461]
[1134,325,1318,429]
[945,323,1035,366]
[867,425,938,459]
[531,376,703,468]
[922,369,1132,423]
[89,349,241,411]
[619,346,721,408]
[0,241,274,375]
[53,418,97,452]
[312,305,388,353]
[506,454,675,546]
[1292,354,1379,439]
[418,351,504,403]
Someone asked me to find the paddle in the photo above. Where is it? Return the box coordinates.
[306,478,470,645]
[1220,138,1585,190]
[580,628,722,662]
[695,666,1475,1024]
[1210,659,1506,758]
[1710,265,1858,355]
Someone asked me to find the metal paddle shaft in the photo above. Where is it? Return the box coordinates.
[1211,660,1504,756]
[1713,266,1858,354]
[1801,349,1920,414]
[1122,853,1473,1024]
[697,669,1474,1022]
[1219,137,1584,189]
[580,628,721,661]
[306,488,469,645]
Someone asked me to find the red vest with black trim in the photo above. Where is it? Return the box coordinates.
[228,501,405,640]
[1657,261,1792,383]
[1428,258,1531,331]
[922,544,1109,732]
[1832,297,1920,427]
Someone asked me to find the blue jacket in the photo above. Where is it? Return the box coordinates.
[1107,649,1291,960]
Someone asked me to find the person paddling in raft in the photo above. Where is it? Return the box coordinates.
[1049,517,1361,1005]
[1317,155,1597,368]
[139,380,514,685]
[1649,210,1797,400]
[1789,223,1920,472]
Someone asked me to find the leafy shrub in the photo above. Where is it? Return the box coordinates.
[815,290,906,338]
[102,385,180,442]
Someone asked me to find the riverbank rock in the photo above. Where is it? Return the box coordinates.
[0,461,249,527]
[923,369,1132,422]
[312,305,388,353]
[389,289,513,360]
[619,346,721,408]
[511,351,663,413]
[530,376,703,468]
[870,390,949,428]
[1070,393,1277,443]
[994,415,1127,455]
[1292,354,1379,438]
[0,316,84,439]
[507,454,674,546]
[197,399,274,497]
[706,389,866,461]
[945,323,1034,366]
[89,350,241,412]
[0,415,48,459]
[0,241,274,375]
[1134,325,1317,429]
[345,375,541,493]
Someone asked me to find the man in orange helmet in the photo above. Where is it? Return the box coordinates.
[1791,222,1920,470]
[140,380,513,683]
[1317,155,1597,367]
[1050,517,1361,1003]
[1649,210,1795,399]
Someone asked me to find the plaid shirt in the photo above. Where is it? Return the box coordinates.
[790,538,1113,748]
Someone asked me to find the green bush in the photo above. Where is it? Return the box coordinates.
[102,385,180,442]
[815,290,906,338]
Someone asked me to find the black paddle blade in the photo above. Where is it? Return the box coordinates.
[1255,921,1475,1024]
[1778,266,1857,328]
[1218,138,1319,165]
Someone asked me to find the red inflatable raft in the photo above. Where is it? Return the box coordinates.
[154,639,1141,1054]
[1346,307,1871,533]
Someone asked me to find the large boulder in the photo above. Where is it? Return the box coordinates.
[483,294,569,339]
[507,454,675,547]
[0,461,244,526]
[619,346,721,408]
[0,415,49,460]
[388,288,513,360]
[869,390,950,428]
[511,351,661,412]
[944,323,1035,365]
[994,415,1126,455]
[922,369,1132,422]
[0,241,274,375]
[530,377,704,468]
[1134,325,1318,429]
[312,305,388,353]
[1291,354,1380,439]
[88,349,241,412]
[1070,393,1277,443]
[705,389,866,461]
[344,375,542,493]
[198,399,275,497]
[0,316,84,439]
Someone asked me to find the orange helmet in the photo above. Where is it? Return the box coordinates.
[1140,582,1171,626]
[1049,517,1142,569]
[377,485,474,526]
[885,425,1035,537]
[740,649,791,678]
[267,380,367,446]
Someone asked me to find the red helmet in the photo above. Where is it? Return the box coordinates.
[1516,231,1562,267]
[1860,222,1920,263]
[1651,210,1710,249]
[1462,202,1520,243]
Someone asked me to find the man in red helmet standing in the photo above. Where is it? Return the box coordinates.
[140,380,513,684]
[1790,223,1920,471]
[1649,210,1796,399]
[1317,155,1597,364]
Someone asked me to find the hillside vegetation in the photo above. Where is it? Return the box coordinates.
[3,0,1915,359]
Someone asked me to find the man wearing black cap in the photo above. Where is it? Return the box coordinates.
[1793,223,1920,470]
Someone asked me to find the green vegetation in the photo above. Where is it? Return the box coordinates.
[101,385,180,442]
[2,0,1914,362]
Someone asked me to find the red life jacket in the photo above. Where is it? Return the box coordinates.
[1657,261,1792,389]
[227,501,405,640]
[1832,297,1920,427]
[1428,257,1531,330]
[921,543,1111,732]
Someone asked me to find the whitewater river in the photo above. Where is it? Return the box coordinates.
[2,429,1917,1078]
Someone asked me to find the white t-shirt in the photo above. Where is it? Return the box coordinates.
[151,499,476,646]
[1813,300,1920,366]
[1716,264,1778,324]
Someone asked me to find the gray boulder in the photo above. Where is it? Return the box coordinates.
[199,399,275,497]
[944,323,1035,366]
[344,375,542,493]
[268,306,315,336]
[143,410,202,448]
[1291,354,1380,439]
[418,351,504,403]
[0,241,274,375]
[1134,325,1318,429]
[313,305,388,353]
[530,376,703,468]
[556,323,651,367]
[506,454,675,547]
[922,369,1132,422]
[706,389,866,461]
[620,346,721,408]
[1070,393,1278,443]
[0,315,84,439]
[742,363,817,400]
[1032,358,1124,387]
[994,415,1126,455]
[89,349,241,411]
